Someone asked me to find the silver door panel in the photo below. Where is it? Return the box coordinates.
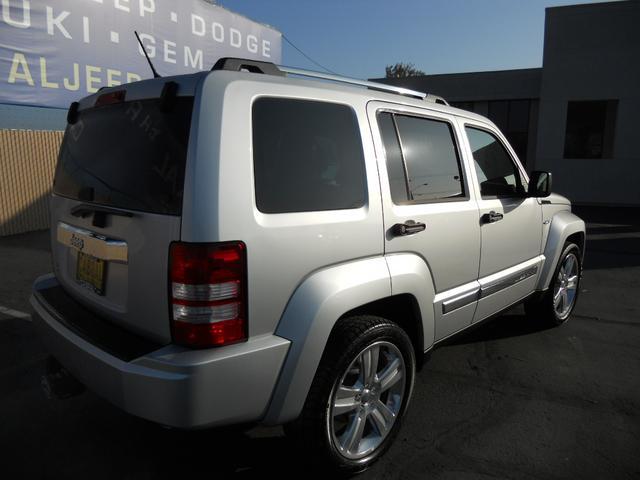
[474,255,545,323]
[432,281,480,341]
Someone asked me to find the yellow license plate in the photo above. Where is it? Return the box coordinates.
[76,251,106,295]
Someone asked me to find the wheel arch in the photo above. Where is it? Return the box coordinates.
[566,231,586,260]
[340,293,425,370]
[537,211,586,291]
[263,254,435,425]
[263,256,391,425]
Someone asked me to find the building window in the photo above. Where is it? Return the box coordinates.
[563,100,617,159]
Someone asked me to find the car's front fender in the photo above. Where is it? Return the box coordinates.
[537,210,586,290]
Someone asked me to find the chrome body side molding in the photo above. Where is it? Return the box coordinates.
[435,256,545,316]
[480,265,538,298]
[441,288,480,314]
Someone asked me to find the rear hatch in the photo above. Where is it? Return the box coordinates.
[50,75,203,343]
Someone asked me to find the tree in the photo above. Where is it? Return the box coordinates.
[385,62,426,79]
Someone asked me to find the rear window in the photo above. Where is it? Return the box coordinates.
[53,97,194,215]
[252,98,367,214]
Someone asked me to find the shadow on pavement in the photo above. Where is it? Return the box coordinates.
[569,206,640,270]
[440,311,553,346]
[0,228,50,251]
[584,236,640,270]
[148,428,299,478]
[77,421,335,479]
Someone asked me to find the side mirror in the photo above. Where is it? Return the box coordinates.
[528,171,552,198]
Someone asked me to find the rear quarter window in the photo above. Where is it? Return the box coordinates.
[252,98,367,214]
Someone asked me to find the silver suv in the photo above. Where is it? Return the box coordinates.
[31,58,585,472]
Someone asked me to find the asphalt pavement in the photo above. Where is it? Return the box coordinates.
[1,207,638,479]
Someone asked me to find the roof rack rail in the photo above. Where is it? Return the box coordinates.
[212,57,285,76]
[279,66,428,100]
[425,93,449,106]
[210,57,449,105]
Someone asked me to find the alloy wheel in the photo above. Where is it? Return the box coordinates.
[328,341,406,460]
[553,252,579,319]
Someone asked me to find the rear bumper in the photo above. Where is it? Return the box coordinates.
[31,274,290,429]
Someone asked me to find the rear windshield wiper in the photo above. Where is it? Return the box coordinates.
[71,204,134,228]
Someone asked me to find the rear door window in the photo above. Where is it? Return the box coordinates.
[252,98,367,214]
[53,97,194,215]
[378,112,465,203]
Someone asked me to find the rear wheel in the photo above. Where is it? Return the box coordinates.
[526,242,582,326]
[287,315,415,473]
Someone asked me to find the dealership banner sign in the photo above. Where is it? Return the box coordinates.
[0,0,282,108]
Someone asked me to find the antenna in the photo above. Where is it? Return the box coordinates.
[134,31,161,78]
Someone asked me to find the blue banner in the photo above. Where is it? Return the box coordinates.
[0,0,282,108]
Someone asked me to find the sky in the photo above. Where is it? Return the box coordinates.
[217,0,618,79]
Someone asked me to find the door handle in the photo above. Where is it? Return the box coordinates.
[482,211,504,224]
[392,220,426,237]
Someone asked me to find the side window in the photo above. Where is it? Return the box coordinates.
[465,127,526,198]
[378,112,464,203]
[252,98,367,213]
[378,113,408,204]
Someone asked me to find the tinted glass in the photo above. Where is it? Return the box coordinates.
[377,112,408,204]
[53,97,194,215]
[253,98,366,213]
[394,115,464,202]
[466,127,524,198]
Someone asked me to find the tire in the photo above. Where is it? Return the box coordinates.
[525,242,582,326]
[286,315,416,474]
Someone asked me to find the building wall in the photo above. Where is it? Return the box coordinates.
[0,130,63,236]
[378,68,542,103]
[375,1,640,206]
[534,1,640,206]
[374,69,542,168]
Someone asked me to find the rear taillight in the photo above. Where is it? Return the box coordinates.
[169,242,247,348]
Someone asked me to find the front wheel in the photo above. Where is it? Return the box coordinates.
[287,315,415,473]
[526,242,582,326]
